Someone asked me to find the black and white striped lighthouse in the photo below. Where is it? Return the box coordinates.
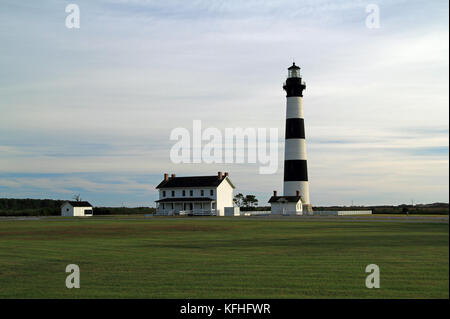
[282,63,312,212]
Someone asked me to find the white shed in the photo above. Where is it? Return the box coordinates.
[268,191,303,215]
[61,201,93,217]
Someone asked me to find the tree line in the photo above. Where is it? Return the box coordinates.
[233,193,260,211]
[0,198,155,216]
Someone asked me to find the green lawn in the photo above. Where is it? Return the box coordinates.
[0,217,448,298]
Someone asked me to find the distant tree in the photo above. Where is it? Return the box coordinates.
[233,193,245,207]
[244,195,258,208]
[73,194,82,202]
[402,206,409,215]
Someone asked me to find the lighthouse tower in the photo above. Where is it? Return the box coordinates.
[282,63,312,212]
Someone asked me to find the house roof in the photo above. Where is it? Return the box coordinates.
[268,196,302,203]
[63,201,93,207]
[155,197,214,203]
[156,175,235,189]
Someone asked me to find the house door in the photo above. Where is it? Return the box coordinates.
[184,203,193,210]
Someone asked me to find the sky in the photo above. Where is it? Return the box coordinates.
[0,0,448,207]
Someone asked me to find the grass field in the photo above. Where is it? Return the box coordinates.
[0,217,448,298]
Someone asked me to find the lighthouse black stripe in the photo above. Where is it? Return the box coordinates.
[284,160,308,181]
[285,118,305,139]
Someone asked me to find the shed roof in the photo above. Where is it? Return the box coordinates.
[63,201,93,207]
[268,196,302,203]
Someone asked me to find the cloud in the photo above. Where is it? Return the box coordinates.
[0,0,448,206]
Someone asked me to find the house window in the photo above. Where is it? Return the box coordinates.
[162,191,166,197]
[171,191,175,197]
[189,190,193,196]
[210,189,214,196]
[201,190,204,196]
[182,190,186,196]
[66,208,69,212]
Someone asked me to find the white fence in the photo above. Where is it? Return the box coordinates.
[243,210,372,216]
[313,210,372,216]
[155,209,217,216]
[241,211,271,216]
[154,209,372,217]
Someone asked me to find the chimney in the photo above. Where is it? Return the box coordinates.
[164,173,168,181]
[171,174,176,178]
[296,190,300,197]
[273,190,277,197]
[224,172,229,177]
[218,171,223,179]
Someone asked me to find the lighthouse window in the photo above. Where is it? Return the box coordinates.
[288,69,300,78]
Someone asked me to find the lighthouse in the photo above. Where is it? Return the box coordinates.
[282,63,312,212]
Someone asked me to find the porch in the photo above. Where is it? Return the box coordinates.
[155,197,216,216]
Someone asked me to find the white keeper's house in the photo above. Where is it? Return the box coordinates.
[155,172,235,216]
[61,201,93,217]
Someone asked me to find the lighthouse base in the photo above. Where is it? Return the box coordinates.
[303,204,313,214]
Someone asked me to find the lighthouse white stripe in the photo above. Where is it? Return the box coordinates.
[284,139,307,160]
[284,181,310,204]
[286,96,304,119]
